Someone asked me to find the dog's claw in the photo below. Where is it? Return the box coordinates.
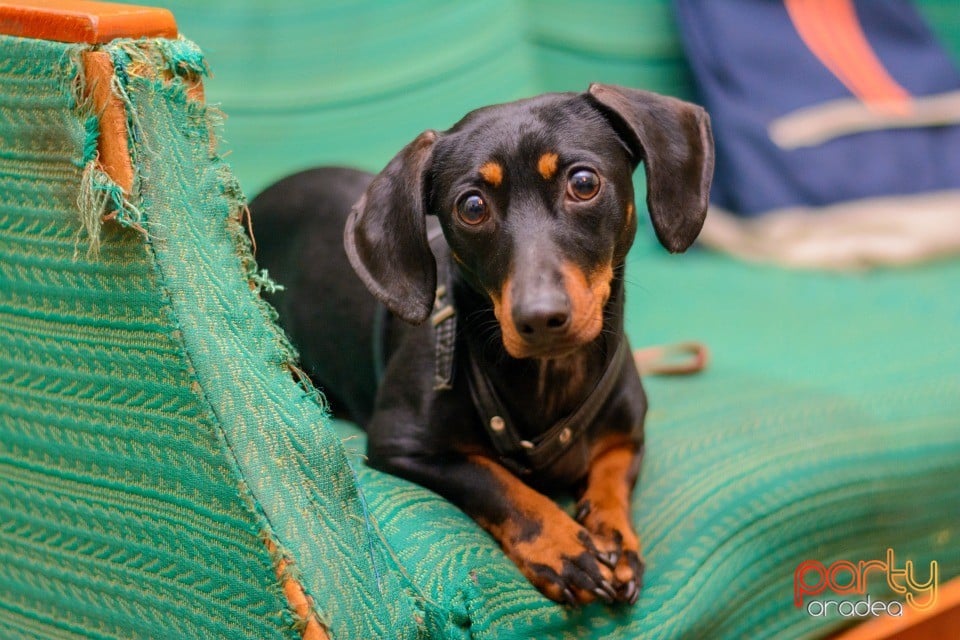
[574,501,591,523]
[562,587,578,607]
[597,550,619,569]
[600,579,617,601]
[621,579,639,605]
[593,586,614,604]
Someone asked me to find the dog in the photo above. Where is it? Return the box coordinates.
[250,83,714,607]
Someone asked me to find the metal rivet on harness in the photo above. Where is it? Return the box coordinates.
[519,440,535,450]
[490,416,505,432]
[558,427,572,444]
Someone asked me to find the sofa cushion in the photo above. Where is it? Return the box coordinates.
[335,242,960,638]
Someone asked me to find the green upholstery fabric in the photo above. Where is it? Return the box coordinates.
[0,37,297,638]
[154,0,694,198]
[0,2,958,639]
[0,35,421,639]
[335,246,960,638]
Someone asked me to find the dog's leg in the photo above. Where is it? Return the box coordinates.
[377,452,617,606]
[574,436,644,604]
[467,455,621,606]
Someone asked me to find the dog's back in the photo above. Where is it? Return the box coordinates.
[250,167,378,424]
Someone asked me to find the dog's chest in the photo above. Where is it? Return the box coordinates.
[494,352,600,439]
[536,357,589,421]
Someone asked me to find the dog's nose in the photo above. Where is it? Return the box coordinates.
[513,294,571,340]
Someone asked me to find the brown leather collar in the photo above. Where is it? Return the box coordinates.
[464,333,628,477]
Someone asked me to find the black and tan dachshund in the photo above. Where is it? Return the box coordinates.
[250,83,714,607]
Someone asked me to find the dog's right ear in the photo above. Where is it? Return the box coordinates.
[345,130,438,325]
[586,83,714,254]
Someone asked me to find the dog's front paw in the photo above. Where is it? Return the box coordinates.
[505,520,618,607]
[574,499,644,604]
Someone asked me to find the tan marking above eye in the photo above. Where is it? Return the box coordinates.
[479,161,503,187]
[537,152,559,180]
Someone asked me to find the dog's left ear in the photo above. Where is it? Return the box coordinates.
[586,83,714,253]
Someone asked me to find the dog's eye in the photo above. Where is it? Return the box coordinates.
[567,169,601,201]
[456,193,488,225]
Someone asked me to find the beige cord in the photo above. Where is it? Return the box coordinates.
[634,341,710,376]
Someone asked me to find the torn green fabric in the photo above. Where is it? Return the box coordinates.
[101,36,426,638]
[0,35,298,639]
[0,34,422,639]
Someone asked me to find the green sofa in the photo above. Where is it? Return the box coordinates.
[1,2,958,638]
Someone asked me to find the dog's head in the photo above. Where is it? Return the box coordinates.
[345,83,714,359]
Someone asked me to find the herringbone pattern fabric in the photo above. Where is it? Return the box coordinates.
[0,35,420,639]
[0,36,300,639]
[336,247,960,639]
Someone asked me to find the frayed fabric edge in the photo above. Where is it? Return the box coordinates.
[75,160,146,258]
[73,36,210,258]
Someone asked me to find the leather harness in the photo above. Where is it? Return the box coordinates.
[463,333,627,477]
[375,227,626,476]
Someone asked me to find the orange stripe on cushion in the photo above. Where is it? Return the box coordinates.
[786,0,857,91]
[785,0,912,116]
[825,0,911,111]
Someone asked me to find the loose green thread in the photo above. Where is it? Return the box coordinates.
[155,37,210,78]
[76,163,145,258]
